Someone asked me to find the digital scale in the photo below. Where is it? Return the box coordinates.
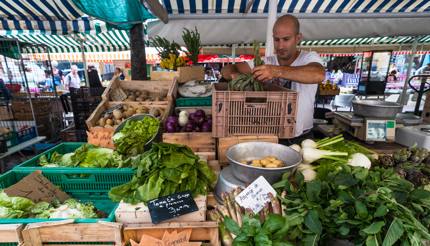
[333,112,396,142]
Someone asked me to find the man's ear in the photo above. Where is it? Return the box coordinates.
[296,33,303,45]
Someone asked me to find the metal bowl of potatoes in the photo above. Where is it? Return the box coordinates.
[226,142,302,184]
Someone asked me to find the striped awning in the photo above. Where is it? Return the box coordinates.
[300,35,430,47]
[4,30,130,53]
[0,0,110,34]
[162,0,430,15]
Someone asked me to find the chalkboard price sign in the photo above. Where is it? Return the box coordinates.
[147,191,198,224]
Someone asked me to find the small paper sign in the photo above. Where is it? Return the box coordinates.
[148,191,198,224]
[235,176,277,214]
[4,171,70,203]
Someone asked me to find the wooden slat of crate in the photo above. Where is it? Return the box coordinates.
[162,132,215,152]
[102,78,178,103]
[0,224,24,244]
[123,221,219,246]
[22,220,122,246]
[150,71,179,82]
[217,135,279,166]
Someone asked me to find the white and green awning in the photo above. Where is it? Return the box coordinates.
[4,30,131,53]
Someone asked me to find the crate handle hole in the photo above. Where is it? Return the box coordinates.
[288,103,292,114]
[245,97,267,104]
[217,103,223,113]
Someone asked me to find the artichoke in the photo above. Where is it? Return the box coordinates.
[406,169,429,186]
[379,155,395,167]
[410,147,429,164]
[393,148,411,164]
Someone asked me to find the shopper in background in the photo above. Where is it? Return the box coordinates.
[64,65,81,90]
[88,65,103,88]
[113,67,125,80]
[51,61,63,87]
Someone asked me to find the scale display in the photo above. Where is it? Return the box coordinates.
[366,120,396,141]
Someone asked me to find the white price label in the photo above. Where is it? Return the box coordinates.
[234,176,277,214]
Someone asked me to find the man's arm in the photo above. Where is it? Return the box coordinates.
[253,63,325,84]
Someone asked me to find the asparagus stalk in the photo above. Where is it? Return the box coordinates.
[225,192,238,224]
[219,221,234,246]
[217,205,230,219]
[233,188,243,227]
[270,193,282,215]
[281,191,287,216]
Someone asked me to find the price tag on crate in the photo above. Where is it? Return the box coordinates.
[148,191,198,224]
[235,176,277,214]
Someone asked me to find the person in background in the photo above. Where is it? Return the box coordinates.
[44,70,54,92]
[64,65,81,90]
[388,70,398,82]
[113,67,125,80]
[88,65,103,88]
[51,61,63,87]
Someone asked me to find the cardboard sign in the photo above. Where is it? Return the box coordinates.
[148,191,198,224]
[130,229,200,246]
[235,176,277,214]
[4,171,69,203]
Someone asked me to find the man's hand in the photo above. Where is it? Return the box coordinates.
[252,65,280,82]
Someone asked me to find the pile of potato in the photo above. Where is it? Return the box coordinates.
[240,156,285,168]
[97,104,165,128]
[114,88,169,102]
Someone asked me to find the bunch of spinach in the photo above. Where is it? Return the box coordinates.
[108,143,216,204]
[224,214,293,246]
[271,165,430,245]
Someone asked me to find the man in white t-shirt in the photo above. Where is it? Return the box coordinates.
[64,65,81,90]
[221,14,325,140]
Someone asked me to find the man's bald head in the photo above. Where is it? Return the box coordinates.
[273,14,300,35]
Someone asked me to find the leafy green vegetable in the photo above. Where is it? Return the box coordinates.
[113,117,160,157]
[273,164,430,245]
[109,143,216,204]
[0,191,99,219]
[38,144,125,168]
[225,214,289,246]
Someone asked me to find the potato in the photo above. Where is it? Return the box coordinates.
[114,119,122,125]
[122,105,129,111]
[98,118,106,127]
[251,162,262,167]
[149,108,161,117]
[272,160,283,166]
[106,119,114,126]
[252,160,261,165]
[112,109,123,120]
[260,159,271,167]
[127,95,136,101]
[135,91,141,96]
[136,96,144,102]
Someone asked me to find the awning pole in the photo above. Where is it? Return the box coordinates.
[232,44,237,64]
[80,40,89,87]
[398,36,419,105]
[265,0,277,57]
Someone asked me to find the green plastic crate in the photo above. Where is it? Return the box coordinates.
[0,170,117,224]
[0,243,18,246]
[14,142,134,193]
[175,96,212,107]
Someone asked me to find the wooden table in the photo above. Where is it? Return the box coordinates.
[0,136,46,173]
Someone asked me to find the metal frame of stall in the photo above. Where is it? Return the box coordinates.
[0,37,64,144]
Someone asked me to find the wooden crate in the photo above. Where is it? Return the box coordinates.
[115,195,207,224]
[150,71,179,82]
[162,132,215,152]
[217,135,279,165]
[177,66,205,83]
[212,83,298,138]
[196,152,216,161]
[86,100,173,129]
[102,78,178,103]
[123,221,219,246]
[22,220,122,246]
[0,224,24,245]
